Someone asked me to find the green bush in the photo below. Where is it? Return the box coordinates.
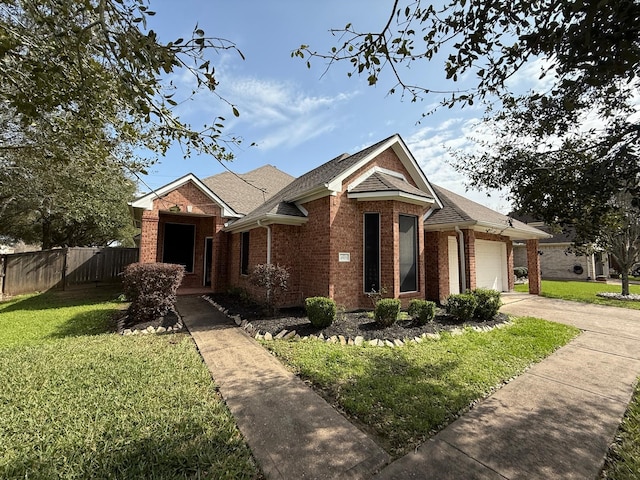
[407,299,436,325]
[514,266,528,278]
[305,297,336,328]
[374,298,401,327]
[123,263,185,324]
[472,288,503,321]
[445,293,477,322]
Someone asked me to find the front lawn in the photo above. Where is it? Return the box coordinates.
[263,317,578,457]
[515,280,640,309]
[0,288,258,479]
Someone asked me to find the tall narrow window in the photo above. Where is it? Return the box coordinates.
[399,215,418,292]
[240,231,250,275]
[363,213,380,292]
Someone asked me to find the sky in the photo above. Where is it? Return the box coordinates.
[139,1,540,212]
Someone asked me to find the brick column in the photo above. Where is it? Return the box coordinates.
[464,229,476,291]
[506,240,515,290]
[140,211,159,263]
[526,239,541,295]
[425,231,450,303]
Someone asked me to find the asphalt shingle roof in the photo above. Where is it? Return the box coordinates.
[425,185,545,237]
[202,165,294,215]
[232,135,398,226]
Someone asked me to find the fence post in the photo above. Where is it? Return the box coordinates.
[62,248,68,291]
[0,255,6,299]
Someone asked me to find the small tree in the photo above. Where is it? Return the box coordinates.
[249,263,290,315]
[598,193,640,296]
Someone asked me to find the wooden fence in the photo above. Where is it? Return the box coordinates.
[0,247,139,297]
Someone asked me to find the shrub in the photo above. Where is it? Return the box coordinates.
[445,293,477,322]
[514,266,528,279]
[249,263,289,315]
[365,286,387,309]
[407,299,437,325]
[374,298,401,327]
[472,288,503,321]
[122,263,185,324]
[305,297,337,328]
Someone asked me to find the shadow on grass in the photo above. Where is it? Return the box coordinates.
[47,308,122,339]
[0,285,125,313]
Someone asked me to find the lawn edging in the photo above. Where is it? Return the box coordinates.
[203,295,514,348]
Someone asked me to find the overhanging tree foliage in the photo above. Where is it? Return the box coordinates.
[1,0,242,247]
[298,0,640,291]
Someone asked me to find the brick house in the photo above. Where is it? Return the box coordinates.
[131,134,548,309]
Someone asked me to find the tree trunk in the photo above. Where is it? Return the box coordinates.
[41,217,52,250]
[621,270,630,296]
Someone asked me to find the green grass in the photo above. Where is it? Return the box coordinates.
[602,381,640,480]
[0,289,259,479]
[263,318,578,457]
[515,280,640,309]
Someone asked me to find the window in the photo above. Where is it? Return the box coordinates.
[399,215,418,292]
[163,223,195,273]
[363,213,380,292]
[240,231,250,275]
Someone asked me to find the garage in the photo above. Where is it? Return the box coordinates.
[475,240,508,291]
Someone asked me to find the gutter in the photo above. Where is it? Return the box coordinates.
[455,226,467,292]
[257,219,272,264]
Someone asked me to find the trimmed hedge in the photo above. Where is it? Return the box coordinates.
[407,299,436,325]
[123,263,185,324]
[305,297,336,328]
[472,288,502,320]
[445,293,478,322]
[374,298,401,327]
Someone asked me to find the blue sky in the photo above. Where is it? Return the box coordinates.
[140,1,534,212]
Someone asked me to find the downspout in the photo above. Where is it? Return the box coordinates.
[257,220,272,264]
[455,227,467,292]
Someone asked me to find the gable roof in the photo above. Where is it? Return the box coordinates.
[129,173,240,218]
[202,165,294,215]
[225,134,439,232]
[347,171,435,205]
[424,185,550,240]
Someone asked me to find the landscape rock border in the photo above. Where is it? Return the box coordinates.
[203,295,513,347]
[118,312,184,336]
[596,292,640,301]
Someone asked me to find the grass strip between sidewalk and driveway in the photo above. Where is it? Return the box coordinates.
[263,317,579,457]
[515,280,640,309]
[0,289,259,480]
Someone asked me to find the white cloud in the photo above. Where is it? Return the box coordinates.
[219,77,358,149]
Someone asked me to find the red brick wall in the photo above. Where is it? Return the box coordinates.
[137,180,227,289]
[425,230,457,303]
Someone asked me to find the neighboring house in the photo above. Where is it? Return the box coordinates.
[130,134,549,309]
[512,219,610,280]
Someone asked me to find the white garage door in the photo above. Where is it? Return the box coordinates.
[475,240,508,291]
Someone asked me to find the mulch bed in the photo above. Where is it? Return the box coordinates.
[207,293,509,341]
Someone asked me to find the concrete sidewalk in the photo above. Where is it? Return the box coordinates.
[375,294,640,479]
[177,295,390,480]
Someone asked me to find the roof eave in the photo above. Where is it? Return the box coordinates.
[224,214,308,233]
[347,191,435,206]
